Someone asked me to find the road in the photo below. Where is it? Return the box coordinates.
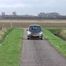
[20,29,66,66]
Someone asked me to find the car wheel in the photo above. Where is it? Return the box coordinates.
[41,38,43,40]
[40,37,43,40]
[27,37,30,40]
[27,36,32,40]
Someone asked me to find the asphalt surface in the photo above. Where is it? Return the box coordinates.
[20,29,66,66]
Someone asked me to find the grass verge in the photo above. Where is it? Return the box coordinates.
[43,29,66,57]
[0,28,23,66]
[0,28,13,43]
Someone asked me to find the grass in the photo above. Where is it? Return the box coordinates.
[43,29,66,57]
[1,20,66,28]
[0,28,7,41]
[0,28,13,43]
[0,28,23,66]
[49,29,66,40]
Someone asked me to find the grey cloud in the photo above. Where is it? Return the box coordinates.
[0,0,66,15]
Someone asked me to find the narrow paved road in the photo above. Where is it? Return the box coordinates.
[20,29,66,66]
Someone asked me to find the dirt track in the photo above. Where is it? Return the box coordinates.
[20,29,66,66]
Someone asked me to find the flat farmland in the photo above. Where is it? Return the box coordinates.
[0,19,66,28]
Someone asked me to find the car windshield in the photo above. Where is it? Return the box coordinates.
[29,26,41,33]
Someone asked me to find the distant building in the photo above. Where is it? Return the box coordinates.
[1,12,5,16]
[47,12,60,17]
[12,12,16,16]
[38,12,61,18]
[38,13,47,17]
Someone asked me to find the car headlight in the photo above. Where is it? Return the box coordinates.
[39,32,43,35]
[28,31,31,35]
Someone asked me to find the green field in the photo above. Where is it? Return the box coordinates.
[0,28,23,66]
[43,29,66,57]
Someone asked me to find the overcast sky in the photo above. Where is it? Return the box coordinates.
[0,0,66,15]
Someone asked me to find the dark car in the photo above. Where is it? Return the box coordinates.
[27,24,43,40]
